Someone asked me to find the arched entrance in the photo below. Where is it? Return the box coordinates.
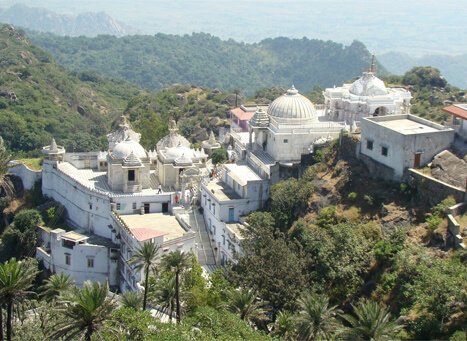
[373,106,388,117]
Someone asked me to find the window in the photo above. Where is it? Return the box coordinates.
[65,253,71,265]
[89,203,93,210]
[366,140,373,150]
[212,203,215,214]
[283,139,288,143]
[128,169,135,181]
[381,146,388,157]
[132,202,137,210]
[116,203,121,210]
[87,257,94,268]
[222,235,225,245]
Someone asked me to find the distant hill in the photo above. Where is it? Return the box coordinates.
[0,4,133,37]
[379,51,467,89]
[0,24,142,154]
[28,32,385,95]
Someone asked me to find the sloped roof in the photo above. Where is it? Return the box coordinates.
[443,104,467,120]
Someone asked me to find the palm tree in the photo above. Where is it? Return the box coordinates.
[161,250,192,324]
[271,310,296,340]
[0,136,13,198]
[341,299,403,341]
[120,291,143,310]
[227,288,267,325]
[153,274,176,321]
[129,241,160,310]
[48,281,116,341]
[295,292,342,341]
[40,272,74,301]
[0,258,38,341]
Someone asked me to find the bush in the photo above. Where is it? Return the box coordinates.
[347,192,358,201]
[211,147,228,165]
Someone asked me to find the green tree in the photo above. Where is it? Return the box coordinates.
[120,291,143,311]
[0,209,42,261]
[270,178,314,231]
[211,147,228,165]
[341,299,402,341]
[230,212,308,312]
[0,258,39,341]
[161,250,192,324]
[0,136,12,197]
[129,241,161,310]
[48,281,116,341]
[295,292,342,341]
[152,273,176,320]
[40,272,74,301]
[227,289,267,325]
[271,310,296,340]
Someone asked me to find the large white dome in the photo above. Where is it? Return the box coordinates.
[267,86,316,120]
[112,138,147,159]
[349,72,388,96]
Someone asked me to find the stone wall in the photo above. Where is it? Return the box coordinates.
[409,169,466,205]
[358,151,396,180]
[8,162,42,190]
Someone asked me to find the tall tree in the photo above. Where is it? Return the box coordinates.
[161,251,192,324]
[0,258,38,341]
[341,299,403,341]
[295,292,342,341]
[0,136,12,198]
[129,241,160,310]
[230,212,308,312]
[48,281,116,341]
[153,274,176,320]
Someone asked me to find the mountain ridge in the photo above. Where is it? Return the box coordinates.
[0,4,134,37]
[28,32,385,95]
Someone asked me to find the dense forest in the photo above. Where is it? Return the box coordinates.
[28,31,384,95]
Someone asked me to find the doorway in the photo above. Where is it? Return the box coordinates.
[162,202,169,213]
[144,203,150,214]
[414,152,422,168]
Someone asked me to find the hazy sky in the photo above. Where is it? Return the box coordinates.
[1,1,466,55]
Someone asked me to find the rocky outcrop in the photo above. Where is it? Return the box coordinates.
[0,4,133,37]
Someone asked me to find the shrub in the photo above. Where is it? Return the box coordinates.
[347,192,358,201]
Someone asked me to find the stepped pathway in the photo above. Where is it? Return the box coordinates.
[178,207,217,269]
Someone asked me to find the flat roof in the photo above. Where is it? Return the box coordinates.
[61,231,88,242]
[119,213,187,242]
[365,114,449,135]
[57,162,170,198]
[226,222,245,240]
[224,163,262,186]
[206,181,242,201]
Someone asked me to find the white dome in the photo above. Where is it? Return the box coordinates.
[267,86,316,120]
[165,146,196,160]
[349,72,388,96]
[112,138,147,159]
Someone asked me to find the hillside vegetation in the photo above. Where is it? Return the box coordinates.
[28,32,384,94]
[0,25,142,154]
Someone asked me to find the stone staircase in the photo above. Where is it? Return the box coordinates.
[177,208,217,267]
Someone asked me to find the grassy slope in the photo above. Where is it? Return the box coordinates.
[0,24,142,155]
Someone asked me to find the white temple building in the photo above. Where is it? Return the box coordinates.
[200,86,347,263]
[323,58,412,123]
[37,116,204,291]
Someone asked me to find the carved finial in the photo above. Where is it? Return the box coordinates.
[50,138,58,152]
[119,115,129,128]
[168,119,178,134]
[369,54,376,74]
